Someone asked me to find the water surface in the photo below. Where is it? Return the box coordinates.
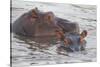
[11,0,97,67]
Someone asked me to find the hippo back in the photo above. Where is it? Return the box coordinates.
[56,17,80,33]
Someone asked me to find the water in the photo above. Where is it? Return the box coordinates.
[11,0,97,67]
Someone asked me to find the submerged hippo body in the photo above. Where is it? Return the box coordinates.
[56,18,80,33]
[12,8,62,43]
[12,8,88,51]
[12,8,61,37]
[12,8,79,36]
[12,8,80,43]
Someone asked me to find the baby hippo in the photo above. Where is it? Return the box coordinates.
[56,30,87,52]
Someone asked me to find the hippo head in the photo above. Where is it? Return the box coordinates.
[56,30,88,52]
[27,8,62,37]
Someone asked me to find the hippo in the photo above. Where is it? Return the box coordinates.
[12,8,62,37]
[12,8,80,44]
[56,30,87,52]
[12,8,62,43]
[12,7,88,51]
[56,18,80,33]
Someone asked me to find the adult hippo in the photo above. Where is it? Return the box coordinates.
[12,8,62,37]
[12,8,62,43]
[12,8,80,44]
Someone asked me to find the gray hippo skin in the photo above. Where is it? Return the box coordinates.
[56,18,80,33]
[12,8,62,37]
[12,8,79,37]
[12,8,87,51]
[57,30,87,52]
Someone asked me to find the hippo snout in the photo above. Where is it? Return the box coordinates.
[57,30,87,52]
[68,43,86,52]
[59,41,86,52]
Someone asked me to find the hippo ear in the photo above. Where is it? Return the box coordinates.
[31,7,38,18]
[80,30,87,38]
[44,12,55,22]
[80,30,87,42]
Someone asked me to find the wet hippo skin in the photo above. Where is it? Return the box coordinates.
[12,8,62,37]
[57,30,87,52]
[56,18,80,33]
[12,8,80,43]
[12,7,88,52]
[12,8,79,36]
